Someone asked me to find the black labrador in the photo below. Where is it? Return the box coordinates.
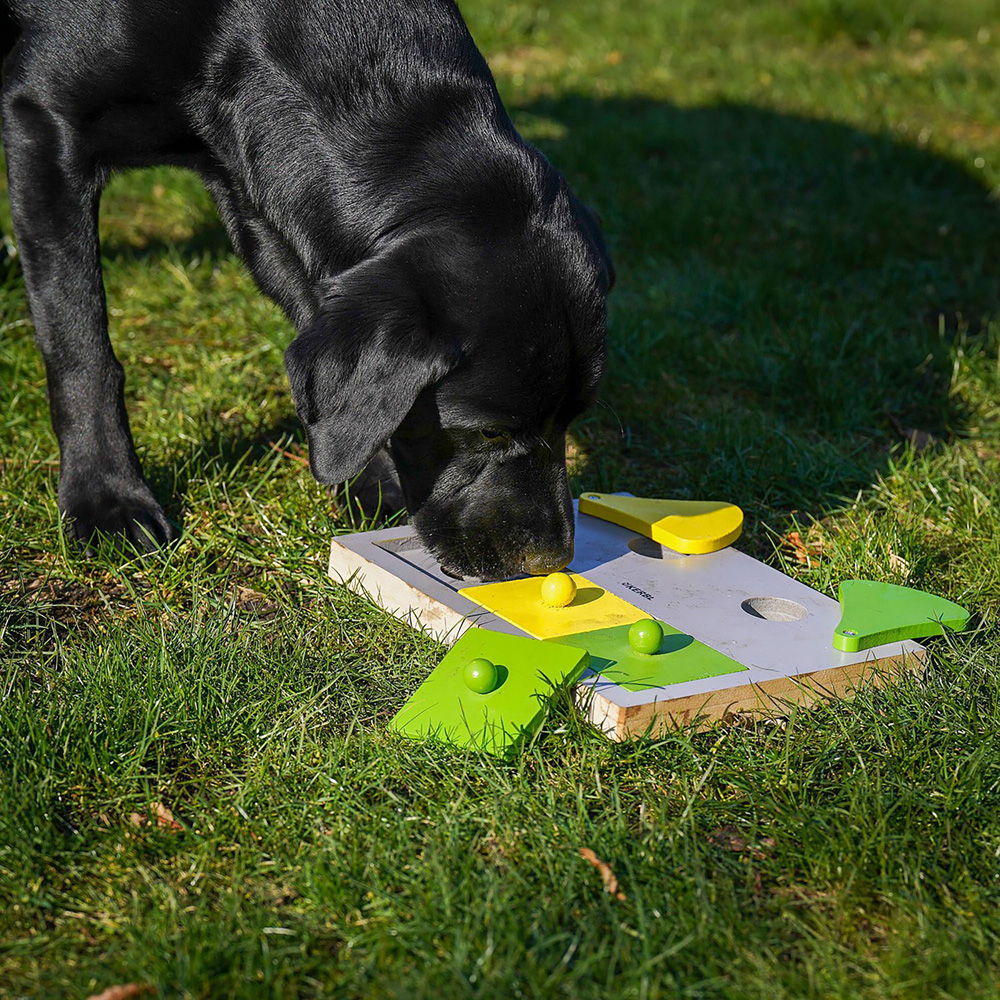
[0,0,613,581]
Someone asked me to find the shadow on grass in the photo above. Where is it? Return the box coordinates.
[14,96,1000,538]
[146,415,307,532]
[515,97,1000,528]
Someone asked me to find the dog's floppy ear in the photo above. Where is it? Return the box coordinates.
[569,192,616,292]
[284,257,458,484]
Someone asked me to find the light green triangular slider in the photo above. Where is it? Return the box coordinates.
[389,629,590,758]
[833,580,971,652]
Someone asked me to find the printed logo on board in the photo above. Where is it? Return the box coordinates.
[620,581,653,601]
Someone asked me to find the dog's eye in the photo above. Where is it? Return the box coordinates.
[480,428,510,443]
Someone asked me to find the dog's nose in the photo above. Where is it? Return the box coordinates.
[522,547,573,576]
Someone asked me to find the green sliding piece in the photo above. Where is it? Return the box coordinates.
[389,628,590,758]
[550,621,745,692]
[833,579,971,652]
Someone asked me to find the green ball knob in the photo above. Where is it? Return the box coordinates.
[463,657,499,694]
[629,619,664,656]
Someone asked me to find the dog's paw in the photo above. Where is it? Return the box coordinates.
[59,478,179,557]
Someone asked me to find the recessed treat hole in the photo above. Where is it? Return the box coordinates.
[741,597,808,622]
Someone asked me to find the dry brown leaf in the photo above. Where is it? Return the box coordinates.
[151,802,182,831]
[709,825,749,853]
[709,825,775,861]
[781,531,824,565]
[888,415,940,451]
[86,984,154,1000]
[579,848,626,901]
[234,585,280,618]
[131,804,181,832]
[888,549,911,575]
[905,428,939,450]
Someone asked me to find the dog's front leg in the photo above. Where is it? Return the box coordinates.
[2,87,177,554]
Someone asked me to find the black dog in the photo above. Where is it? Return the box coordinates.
[0,0,613,580]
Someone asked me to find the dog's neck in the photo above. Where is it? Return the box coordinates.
[189,15,535,333]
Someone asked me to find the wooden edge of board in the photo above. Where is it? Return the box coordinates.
[329,537,471,644]
[579,645,928,740]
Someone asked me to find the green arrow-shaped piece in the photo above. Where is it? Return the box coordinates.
[833,579,970,652]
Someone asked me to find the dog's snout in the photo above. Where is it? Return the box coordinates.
[522,546,573,576]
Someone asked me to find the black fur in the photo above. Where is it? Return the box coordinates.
[0,0,612,579]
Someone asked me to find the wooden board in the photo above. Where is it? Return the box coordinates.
[329,503,926,739]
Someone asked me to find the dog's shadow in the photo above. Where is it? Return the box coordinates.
[146,416,403,539]
[513,96,1000,533]
[93,97,1000,539]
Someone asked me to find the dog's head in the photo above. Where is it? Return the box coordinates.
[284,171,612,580]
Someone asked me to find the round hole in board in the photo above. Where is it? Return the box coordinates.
[741,597,808,622]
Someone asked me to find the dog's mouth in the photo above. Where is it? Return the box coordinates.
[422,518,568,583]
[439,563,519,584]
[437,554,527,584]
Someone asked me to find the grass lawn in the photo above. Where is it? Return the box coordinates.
[4,0,1000,996]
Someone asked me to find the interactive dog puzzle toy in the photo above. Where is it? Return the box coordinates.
[330,496,960,742]
[458,572,643,639]
[629,619,665,656]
